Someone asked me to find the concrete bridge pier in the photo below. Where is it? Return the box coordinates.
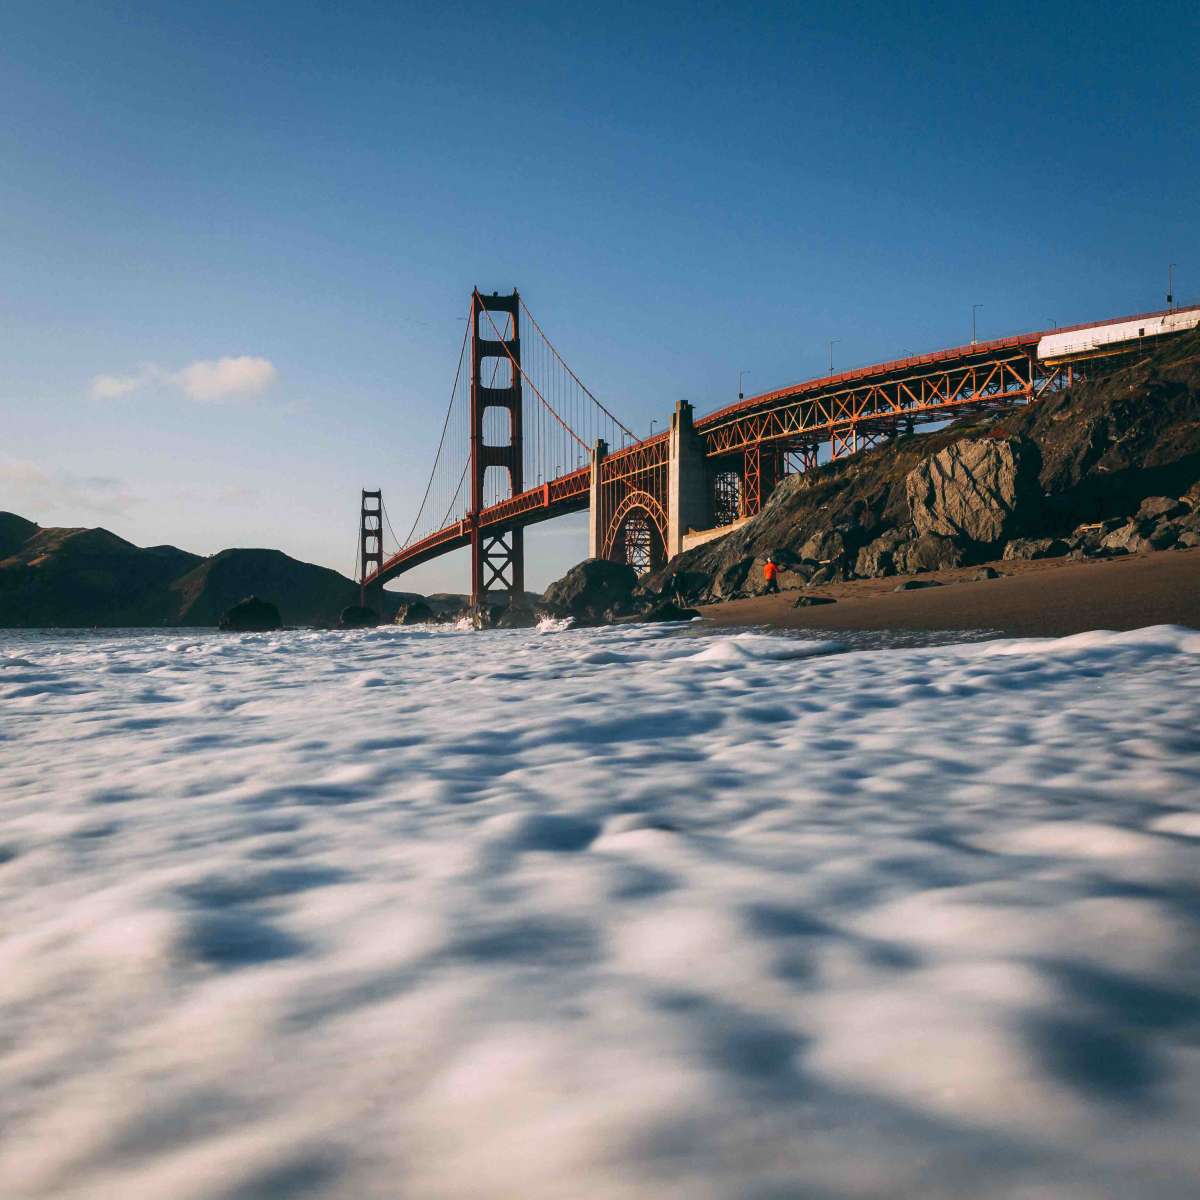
[587,438,608,559]
[667,400,712,559]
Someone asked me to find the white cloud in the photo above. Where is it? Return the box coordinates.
[0,456,140,519]
[90,369,145,398]
[171,356,277,402]
[89,365,159,400]
[89,356,278,403]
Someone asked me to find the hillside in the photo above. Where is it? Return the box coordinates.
[0,524,202,627]
[642,331,1200,605]
[0,519,391,628]
[168,548,362,627]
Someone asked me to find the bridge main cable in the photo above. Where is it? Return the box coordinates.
[477,297,589,453]
[517,295,636,443]
[400,308,472,549]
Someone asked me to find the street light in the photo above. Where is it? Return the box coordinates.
[826,339,840,376]
[738,369,751,400]
[649,419,658,438]
[1168,263,1175,310]
[971,304,984,345]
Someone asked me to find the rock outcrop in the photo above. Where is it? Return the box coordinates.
[628,601,701,623]
[338,605,380,629]
[219,595,282,631]
[495,602,540,629]
[854,529,906,578]
[905,437,1038,546]
[393,600,434,625]
[894,533,964,574]
[542,559,638,626]
[1002,537,1070,561]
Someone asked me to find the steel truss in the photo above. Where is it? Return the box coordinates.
[704,351,1078,520]
[596,436,670,567]
[699,351,1059,459]
[602,489,668,572]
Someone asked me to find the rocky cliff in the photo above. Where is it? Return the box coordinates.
[639,330,1200,606]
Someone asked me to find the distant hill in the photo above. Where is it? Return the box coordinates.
[0,517,403,628]
[0,512,39,559]
[0,523,203,627]
[168,548,362,627]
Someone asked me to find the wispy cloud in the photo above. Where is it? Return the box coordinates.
[89,356,278,403]
[0,456,140,519]
[90,365,158,399]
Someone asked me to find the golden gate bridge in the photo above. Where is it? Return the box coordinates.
[358,290,1200,607]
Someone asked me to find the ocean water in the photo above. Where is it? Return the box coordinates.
[3,621,1200,1198]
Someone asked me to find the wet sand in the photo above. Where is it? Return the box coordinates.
[699,546,1200,637]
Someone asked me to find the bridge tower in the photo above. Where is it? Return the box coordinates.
[470,289,524,608]
[359,489,383,607]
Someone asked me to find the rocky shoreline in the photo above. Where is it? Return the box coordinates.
[559,330,1200,624]
[700,545,1200,638]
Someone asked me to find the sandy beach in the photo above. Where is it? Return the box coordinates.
[700,546,1200,637]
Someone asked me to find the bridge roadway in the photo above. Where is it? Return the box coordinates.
[364,304,1196,591]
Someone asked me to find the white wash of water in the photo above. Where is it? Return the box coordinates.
[2,622,1200,1199]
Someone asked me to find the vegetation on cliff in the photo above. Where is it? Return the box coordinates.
[640,331,1200,606]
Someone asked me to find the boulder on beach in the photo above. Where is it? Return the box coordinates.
[854,529,906,578]
[905,436,1039,546]
[894,579,942,591]
[496,603,539,629]
[219,595,282,631]
[894,533,964,574]
[636,601,701,623]
[793,594,836,607]
[1099,522,1155,555]
[1003,537,1070,561]
[807,562,848,586]
[542,559,638,625]
[797,527,847,563]
[339,605,380,629]
[1137,495,1188,522]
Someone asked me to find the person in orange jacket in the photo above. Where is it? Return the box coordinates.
[763,556,780,594]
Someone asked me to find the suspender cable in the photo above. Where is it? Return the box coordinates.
[519,295,635,442]
[477,296,588,455]
[401,307,471,547]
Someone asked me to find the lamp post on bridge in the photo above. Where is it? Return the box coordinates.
[826,340,839,376]
[738,369,750,401]
[1168,264,1175,311]
[971,304,984,345]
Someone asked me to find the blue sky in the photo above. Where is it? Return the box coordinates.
[2,1,1196,592]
